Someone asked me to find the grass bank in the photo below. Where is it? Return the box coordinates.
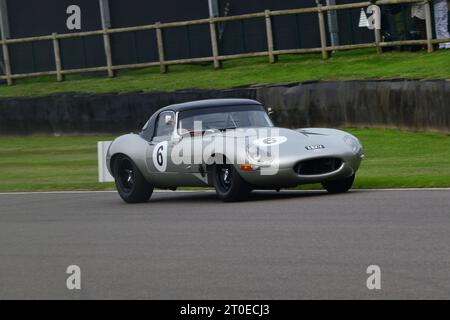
[0,49,449,98]
[0,129,449,192]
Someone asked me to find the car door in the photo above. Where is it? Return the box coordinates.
[147,111,177,175]
[147,111,210,187]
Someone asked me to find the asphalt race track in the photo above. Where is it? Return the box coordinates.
[0,189,449,300]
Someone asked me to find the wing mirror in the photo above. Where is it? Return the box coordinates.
[165,114,174,126]
[267,107,275,116]
[171,134,183,143]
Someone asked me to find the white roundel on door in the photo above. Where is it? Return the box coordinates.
[153,141,168,172]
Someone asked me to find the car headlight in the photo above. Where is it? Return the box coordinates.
[344,135,364,158]
[246,143,273,166]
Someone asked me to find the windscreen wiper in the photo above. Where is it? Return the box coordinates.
[218,127,237,132]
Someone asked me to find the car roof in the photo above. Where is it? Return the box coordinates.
[140,99,263,141]
[159,99,262,113]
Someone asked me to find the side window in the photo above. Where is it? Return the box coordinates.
[154,111,175,140]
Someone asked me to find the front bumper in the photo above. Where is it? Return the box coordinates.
[238,152,362,188]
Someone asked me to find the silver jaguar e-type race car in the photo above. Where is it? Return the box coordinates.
[106,99,364,203]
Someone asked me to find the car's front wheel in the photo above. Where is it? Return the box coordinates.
[322,174,355,194]
[212,164,251,202]
[113,155,154,203]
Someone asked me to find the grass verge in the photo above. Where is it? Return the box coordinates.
[0,48,449,98]
[0,129,449,192]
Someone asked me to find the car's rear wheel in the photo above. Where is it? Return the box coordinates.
[113,155,154,203]
[322,174,355,194]
[212,164,251,202]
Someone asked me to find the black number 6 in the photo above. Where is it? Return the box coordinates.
[156,145,164,166]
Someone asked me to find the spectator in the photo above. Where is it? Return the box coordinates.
[411,2,427,48]
[434,0,450,48]
[380,2,412,50]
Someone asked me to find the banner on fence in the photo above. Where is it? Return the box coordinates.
[359,5,381,30]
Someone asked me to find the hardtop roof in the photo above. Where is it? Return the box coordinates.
[159,99,262,113]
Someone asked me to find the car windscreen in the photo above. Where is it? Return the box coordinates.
[178,105,273,134]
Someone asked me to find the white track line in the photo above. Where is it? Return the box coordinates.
[0,190,213,196]
[0,188,449,196]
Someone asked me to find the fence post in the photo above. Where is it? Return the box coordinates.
[374,29,382,54]
[52,33,64,82]
[209,17,221,69]
[155,22,168,74]
[1,40,12,85]
[317,4,328,60]
[424,0,434,53]
[102,29,114,77]
[265,10,277,64]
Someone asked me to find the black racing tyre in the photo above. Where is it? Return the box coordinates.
[212,164,251,202]
[113,155,154,204]
[322,174,355,194]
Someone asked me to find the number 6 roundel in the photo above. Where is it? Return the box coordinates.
[153,141,168,172]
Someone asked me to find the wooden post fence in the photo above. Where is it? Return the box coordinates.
[102,29,114,77]
[424,0,434,53]
[52,33,64,82]
[155,22,168,74]
[374,29,382,54]
[209,17,221,69]
[265,10,277,64]
[1,40,12,85]
[0,0,436,85]
[317,4,329,60]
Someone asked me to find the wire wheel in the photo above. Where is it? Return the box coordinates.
[118,157,135,193]
[212,163,251,202]
[216,165,233,192]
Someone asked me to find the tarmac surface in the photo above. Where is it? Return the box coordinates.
[0,189,449,299]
